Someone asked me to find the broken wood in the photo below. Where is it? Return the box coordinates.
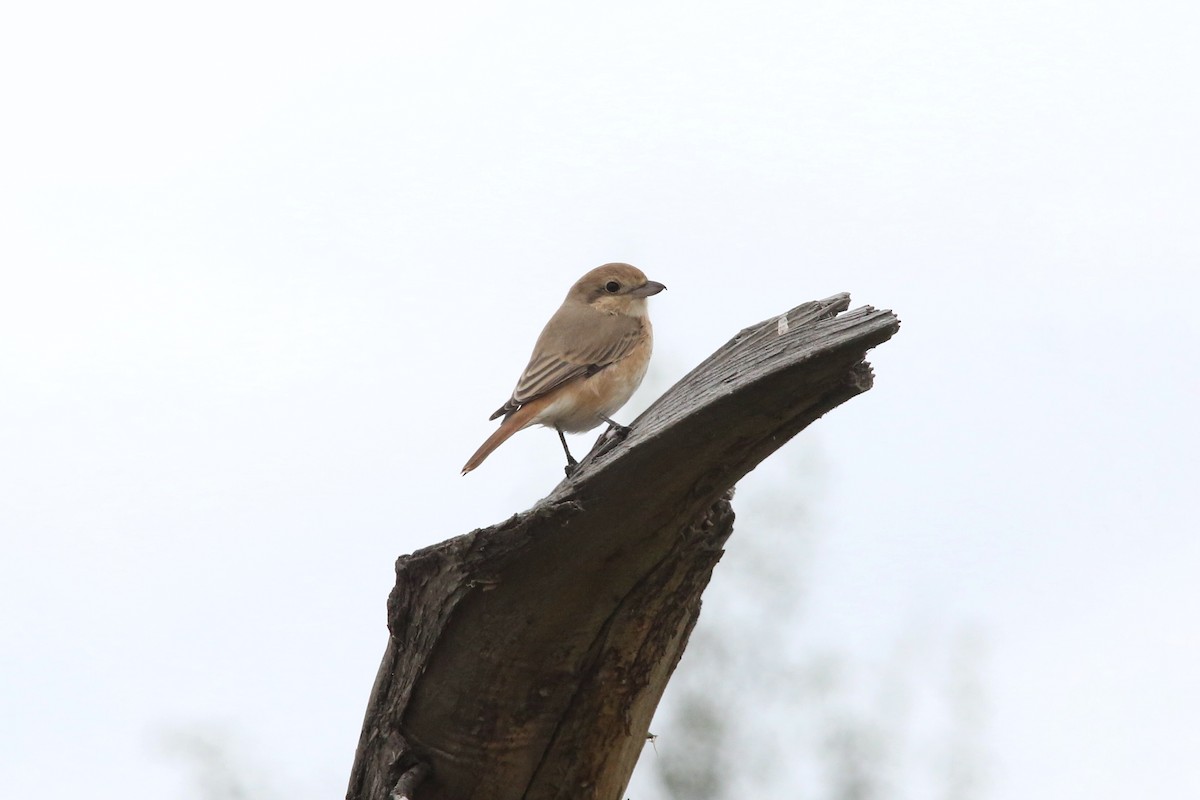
[347,294,900,800]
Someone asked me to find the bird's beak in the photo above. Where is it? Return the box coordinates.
[629,280,666,298]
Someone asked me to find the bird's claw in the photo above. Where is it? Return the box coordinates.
[607,423,632,439]
[589,422,632,460]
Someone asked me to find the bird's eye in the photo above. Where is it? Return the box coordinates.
[605,281,620,293]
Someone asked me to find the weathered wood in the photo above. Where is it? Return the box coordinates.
[347,294,899,800]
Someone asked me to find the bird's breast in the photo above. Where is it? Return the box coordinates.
[532,324,653,433]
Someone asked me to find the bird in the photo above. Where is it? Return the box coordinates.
[462,263,666,475]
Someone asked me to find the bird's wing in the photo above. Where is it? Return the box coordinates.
[489,307,643,419]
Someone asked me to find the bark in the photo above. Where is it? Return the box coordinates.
[347,294,900,800]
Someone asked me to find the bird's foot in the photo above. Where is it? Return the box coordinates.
[598,415,631,441]
[590,421,632,460]
[606,422,632,438]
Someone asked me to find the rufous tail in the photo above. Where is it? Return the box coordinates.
[461,403,540,474]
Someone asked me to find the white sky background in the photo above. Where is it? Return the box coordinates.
[2,1,1198,798]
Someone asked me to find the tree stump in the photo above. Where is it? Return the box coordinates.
[347,294,900,800]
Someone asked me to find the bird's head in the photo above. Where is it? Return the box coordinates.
[569,263,666,316]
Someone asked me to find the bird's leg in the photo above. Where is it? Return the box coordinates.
[598,414,632,438]
[587,414,633,461]
[557,427,579,477]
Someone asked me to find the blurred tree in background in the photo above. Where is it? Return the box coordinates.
[629,444,988,800]
[157,724,275,800]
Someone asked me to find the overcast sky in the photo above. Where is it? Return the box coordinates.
[2,2,1197,799]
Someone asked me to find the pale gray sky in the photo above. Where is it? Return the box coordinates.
[2,2,1197,799]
